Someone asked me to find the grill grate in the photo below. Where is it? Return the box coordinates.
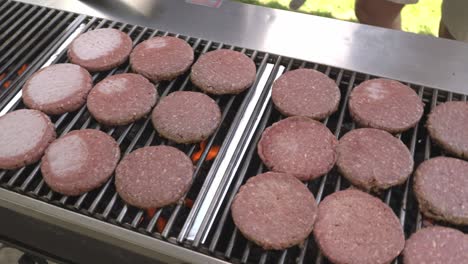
[198,58,468,264]
[0,0,84,100]
[0,16,273,246]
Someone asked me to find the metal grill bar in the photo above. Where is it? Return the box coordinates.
[0,7,48,51]
[0,1,20,23]
[0,4,33,34]
[0,0,12,13]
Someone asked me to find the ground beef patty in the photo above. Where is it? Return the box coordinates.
[313,189,405,264]
[41,129,120,196]
[414,157,468,225]
[348,78,424,133]
[403,226,468,264]
[115,146,194,209]
[68,28,133,72]
[22,63,93,115]
[231,172,317,250]
[271,68,341,120]
[0,109,56,170]
[337,128,413,192]
[190,49,256,95]
[87,73,157,126]
[152,91,221,143]
[130,36,194,82]
[257,116,337,181]
[427,101,468,159]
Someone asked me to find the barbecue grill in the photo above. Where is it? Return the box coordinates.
[1,0,468,263]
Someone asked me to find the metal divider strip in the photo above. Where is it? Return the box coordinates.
[176,54,269,242]
[185,61,286,245]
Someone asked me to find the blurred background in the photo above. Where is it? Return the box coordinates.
[235,0,442,36]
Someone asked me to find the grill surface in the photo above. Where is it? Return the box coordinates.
[0,0,84,101]
[196,59,468,263]
[1,1,468,264]
[0,14,270,247]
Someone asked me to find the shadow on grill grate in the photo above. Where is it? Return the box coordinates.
[198,59,468,264]
[0,16,272,244]
[0,0,83,100]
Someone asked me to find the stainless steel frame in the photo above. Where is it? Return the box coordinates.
[16,0,468,94]
[0,188,229,264]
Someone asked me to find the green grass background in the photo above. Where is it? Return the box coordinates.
[235,0,442,36]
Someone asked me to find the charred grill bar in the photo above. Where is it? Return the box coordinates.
[0,0,467,263]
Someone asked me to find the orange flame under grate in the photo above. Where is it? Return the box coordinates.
[17,64,28,75]
[143,198,194,233]
[191,140,220,163]
[1,64,28,89]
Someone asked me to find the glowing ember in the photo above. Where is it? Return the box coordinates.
[185,198,194,208]
[0,73,7,89]
[1,64,28,89]
[141,198,194,232]
[3,81,11,89]
[191,140,220,162]
[156,217,167,233]
[17,64,28,75]
[142,209,167,233]
[146,208,157,219]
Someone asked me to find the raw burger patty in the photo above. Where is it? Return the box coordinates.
[22,63,93,115]
[68,28,133,72]
[41,129,120,196]
[414,157,468,225]
[257,116,337,181]
[152,91,221,143]
[0,109,56,170]
[337,128,413,192]
[231,172,317,250]
[87,73,158,126]
[190,49,256,95]
[271,68,341,120]
[403,226,468,264]
[115,146,194,208]
[313,189,405,264]
[427,101,468,159]
[130,36,194,82]
[348,78,424,133]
